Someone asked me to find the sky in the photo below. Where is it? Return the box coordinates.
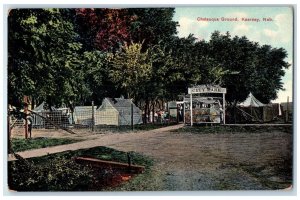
[173,6,293,103]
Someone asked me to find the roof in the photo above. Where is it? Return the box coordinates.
[239,93,265,107]
[74,106,96,113]
[33,102,68,111]
[101,97,141,113]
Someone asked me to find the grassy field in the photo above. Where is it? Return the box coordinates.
[11,137,82,152]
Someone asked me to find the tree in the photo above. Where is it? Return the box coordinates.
[8,9,104,108]
[128,8,178,49]
[205,31,290,104]
[249,45,289,103]
[109,42,152,100]
[74,8,133,51]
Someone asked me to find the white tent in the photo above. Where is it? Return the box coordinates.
[95,97,143,126]
[239,92,265,107]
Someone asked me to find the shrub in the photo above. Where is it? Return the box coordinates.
[8,155,94,191]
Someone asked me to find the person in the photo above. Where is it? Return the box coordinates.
[27,114,33,138]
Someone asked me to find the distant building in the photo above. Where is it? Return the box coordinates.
[95,97,142,126]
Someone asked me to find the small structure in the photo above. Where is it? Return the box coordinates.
[167,101,178,123]
[33,102,70,128]
[184,85,227,126]
[95,97,142,126]
[73,106,96,126]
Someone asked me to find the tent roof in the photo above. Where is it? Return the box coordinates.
[74,106,96,113]
[34,102,68,111]
[101,97,141,113]
[239,93,265,107]
[33,102,57,111]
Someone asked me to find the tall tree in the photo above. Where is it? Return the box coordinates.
[75,8,133,51]
[109,42,152,100]
[205,31,289,104]
[128,8,178,49]
[8,9,104,108]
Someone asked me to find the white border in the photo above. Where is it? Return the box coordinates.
[1,1,298,199]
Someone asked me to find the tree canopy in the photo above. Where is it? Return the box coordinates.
[8,8,290,110]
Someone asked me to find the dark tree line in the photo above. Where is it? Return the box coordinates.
[8,8,290,112]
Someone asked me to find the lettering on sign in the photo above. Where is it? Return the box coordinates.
[188,86,226,94]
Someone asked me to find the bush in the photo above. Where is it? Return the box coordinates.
[8,155,94,191]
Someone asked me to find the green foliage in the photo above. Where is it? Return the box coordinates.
[8,9,289,109]
[8,9,83,107]
[8,9,109,108]
[11,137,81,152]
[109,42,152,99]
[8,155,94,191]
[205,31,290,104]
[128,8,178,49]
[8,146,153,191]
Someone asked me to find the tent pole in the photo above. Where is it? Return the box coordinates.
[92,101,94,132]
[223,93,226,124]
[286,96,289,122]
[183,99,186,124]
[190,94,193,126]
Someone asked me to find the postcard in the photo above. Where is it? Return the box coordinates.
[6,5,294,193]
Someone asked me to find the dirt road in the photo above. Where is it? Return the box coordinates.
[109,129,293,190]
[9,125,293,191]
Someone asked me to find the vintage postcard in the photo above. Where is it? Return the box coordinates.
[6,5,294,193]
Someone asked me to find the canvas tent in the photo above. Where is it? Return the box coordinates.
[95,97,142,126]
[73,106,96,126]
[32,102,70,128]
[239,92,265,107]
[236,93,279,122]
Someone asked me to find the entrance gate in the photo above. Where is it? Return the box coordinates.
[184,85,227,126]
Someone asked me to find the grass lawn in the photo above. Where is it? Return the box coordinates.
[11,137,82,152]
[8,146,154,191]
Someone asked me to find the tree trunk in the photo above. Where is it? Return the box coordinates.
[144,99,149,124]
[152,101,155,123]
[31,96,35,110]
[147,103,151,124]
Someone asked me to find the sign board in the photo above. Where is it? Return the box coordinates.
[188,85,226,94]
[169,108,177,118]
[168,101,177,108]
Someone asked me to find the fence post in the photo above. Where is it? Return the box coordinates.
[285,96,289,123]
[131,103,134,131]
[92,101,95,132]
[24,104,28,139]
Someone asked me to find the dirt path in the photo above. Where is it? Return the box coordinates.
[8,124,292,191]
[8,124,184,161]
